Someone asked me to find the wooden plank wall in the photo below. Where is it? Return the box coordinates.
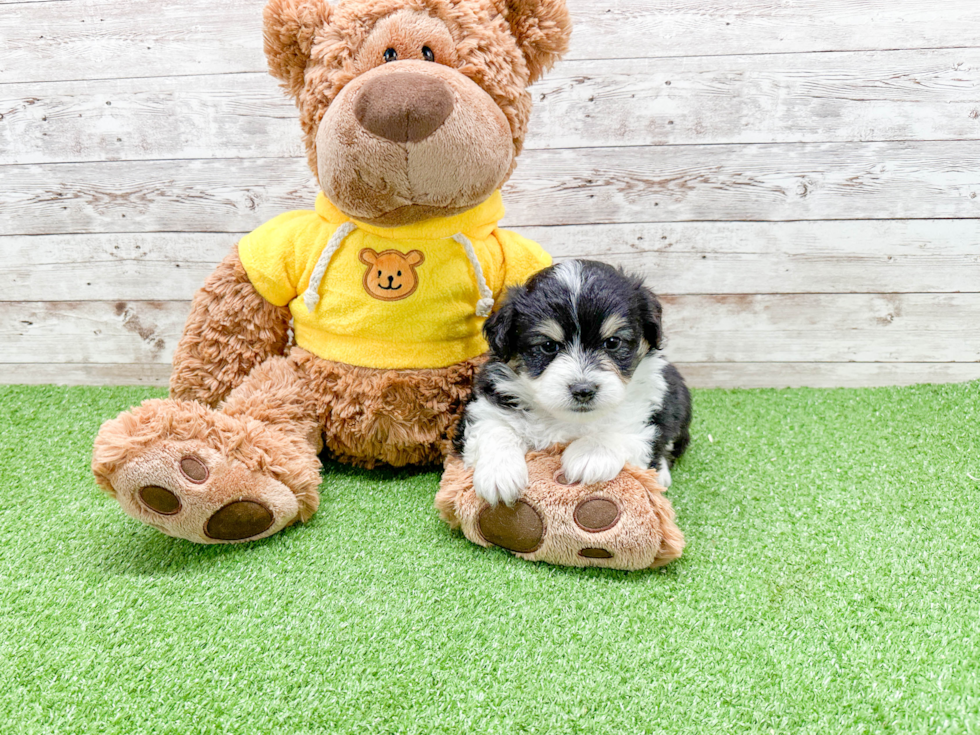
[2,0,979,388]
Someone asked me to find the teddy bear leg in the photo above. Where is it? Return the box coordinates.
[292,350,485,468]
[92,352,323,543]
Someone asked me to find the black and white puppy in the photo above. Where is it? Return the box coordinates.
[453,259,692,506]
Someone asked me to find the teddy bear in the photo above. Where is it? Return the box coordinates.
[91,0,572,543]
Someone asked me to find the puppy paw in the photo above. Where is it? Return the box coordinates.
[561,439,625,485]
[657,458,673,488]
[473,453,529,506]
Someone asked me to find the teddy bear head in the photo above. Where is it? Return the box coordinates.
[264,0,571,226]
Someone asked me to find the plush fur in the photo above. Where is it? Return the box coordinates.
[266,0,571,224]
[436,445,685,570]
[453,260,693,507]
[92,0,571,543]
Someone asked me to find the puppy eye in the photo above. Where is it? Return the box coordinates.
[603,336,623,350]
[383,48,398,63]
[537,340,560,355]
[421,46,435,62]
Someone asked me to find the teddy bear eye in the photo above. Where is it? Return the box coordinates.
[383,47,397,63]
[377,270,382,276]
[421,46,435,62]
[397,270,402,276]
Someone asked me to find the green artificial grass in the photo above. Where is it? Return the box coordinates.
[1,381,979,734]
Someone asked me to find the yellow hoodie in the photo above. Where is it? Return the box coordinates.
[237,191,551,369]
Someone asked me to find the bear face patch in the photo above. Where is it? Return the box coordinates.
[358,248,425,301]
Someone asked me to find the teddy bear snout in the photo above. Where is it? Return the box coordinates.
[354,72,454,144]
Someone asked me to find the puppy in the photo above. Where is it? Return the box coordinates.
[453,259,692,507]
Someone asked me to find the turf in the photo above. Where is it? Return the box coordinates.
[1,381,979,734]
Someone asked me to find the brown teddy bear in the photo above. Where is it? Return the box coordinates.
[92,0,572,543]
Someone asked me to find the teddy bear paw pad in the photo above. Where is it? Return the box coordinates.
[477,499,544,553]
[579,547,614,559]
[573,497,621,533]
[103,441,299,544]
[205,501,275,541]
[138,485,181,515]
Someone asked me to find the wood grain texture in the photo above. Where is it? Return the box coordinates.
[533,49,980,150]
[569,0,980,61]
[1,301,189,364]
[674,362,980,389]
[4,141,980,235]
[0,158,318,236]
[662,293,980,363]
[3,0,978,388]
[502,142,980,226]
[3,294,977,365]
[0,74,300,165]
[4,0,980,84]
[4,362,978,389]
[1,363,172,386]
[4,220,980,301]
[6,48,980,165]
[0,233,241,301]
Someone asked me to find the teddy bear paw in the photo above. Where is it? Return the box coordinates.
[438,449,685,570]
[96,439,302,544]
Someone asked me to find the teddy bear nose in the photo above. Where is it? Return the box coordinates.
[354,72,455,143]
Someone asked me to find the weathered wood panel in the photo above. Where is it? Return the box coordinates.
[0,74,299,165]
[1,301,188,364]
[4,0,980,84]
[2,363,172,386]
[535,50,980,150]
[5,142,980,235]
[5,362,979,390]
[675,363,980,389]
[0,158,318,236]
[0,233,241,301]
[2,0,978,389]
[503,143,980,226]
[4,220,980,301]
[6,48,980,165]
[663,293,980,363]
[3,294,977,365]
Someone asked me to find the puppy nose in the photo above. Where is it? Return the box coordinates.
[570,382,599,403]
[354,72,455,143]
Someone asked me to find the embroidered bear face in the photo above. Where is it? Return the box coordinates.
[358,248,425,301]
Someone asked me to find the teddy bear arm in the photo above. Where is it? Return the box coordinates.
[169,244,292,407]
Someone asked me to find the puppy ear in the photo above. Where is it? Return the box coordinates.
[482,289,522,359]
[264,0,331,99]
[501,0,573,84]
[636,285,664,351]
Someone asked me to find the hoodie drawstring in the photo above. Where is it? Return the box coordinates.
[452,233,494,317]
[302,221,357,313]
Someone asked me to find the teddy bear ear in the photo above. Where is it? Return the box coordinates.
[263,0,332,98]
[501,0,573,84]
[406,250,425,267]
[358,248,379,265]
